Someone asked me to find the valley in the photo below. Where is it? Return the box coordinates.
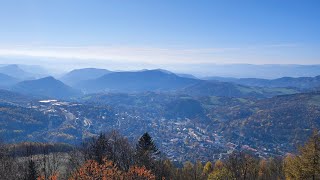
[0,64,319,165]
[1,83,319,164]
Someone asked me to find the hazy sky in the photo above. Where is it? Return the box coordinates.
[0,0,319,68]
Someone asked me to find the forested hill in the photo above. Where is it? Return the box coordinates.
[217,91,320,153]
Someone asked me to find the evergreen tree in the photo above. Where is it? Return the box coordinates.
[89,133,108,164]
[136,133,159,155]
[25,159,38,180]
[136,132,159,169]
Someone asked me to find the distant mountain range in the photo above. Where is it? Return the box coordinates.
[180,81,299,98]
[177,73,198,79]
[0,89,33,106]
[0,64,35,80]
[60,68,112,86]
[69,69,300,98]
[0,73,19,88]
[198,64,320,78]
[208,75,320,90]
[75,69,199,93]
[0,64,319,100]
[12,76,82,99]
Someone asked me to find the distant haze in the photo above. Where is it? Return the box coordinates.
[0,60,319,79]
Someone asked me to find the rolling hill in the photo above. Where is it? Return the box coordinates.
[0,64,35,80]
[217,91,320,153]
[75,69,199,93]
[0,104,50,142]
[181,81,300,98]
[60,68,112,86]
[74,69,300,98]
[12,76,82,99]
[0,73,19,87]
[201,64,320,79]
[209,75,320,90]
[0,89,33,106]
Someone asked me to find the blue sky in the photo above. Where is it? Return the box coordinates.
[0,0,319,69]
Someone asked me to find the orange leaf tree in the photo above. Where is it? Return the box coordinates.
[69,159,122,180]
[69,159,156,180]
[125,166,156,180]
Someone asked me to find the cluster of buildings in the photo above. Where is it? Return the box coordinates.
[29,99,274,163]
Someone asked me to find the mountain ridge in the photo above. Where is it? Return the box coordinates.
[208,75,320,90]
[75,69,199,93]
[0,64,35,80]
[60,68,112,85]
[12,76,82,99]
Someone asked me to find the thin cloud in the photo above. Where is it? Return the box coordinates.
[0,45,240,64]
[0,43,314,65]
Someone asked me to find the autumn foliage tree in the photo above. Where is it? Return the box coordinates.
[126,166,156,180]
[284,129,320,180]
[69,159,122,180]
[70,159,155,180]
[258,158,284,180]
[208,160,232,180]
[203,161,213,176]
[225,152,259,180]
[37,173,58,180]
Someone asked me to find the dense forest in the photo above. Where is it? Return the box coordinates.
[0,129,319,180]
